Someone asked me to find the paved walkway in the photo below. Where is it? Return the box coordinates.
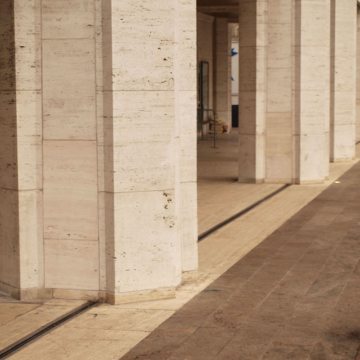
[122,163,360,360]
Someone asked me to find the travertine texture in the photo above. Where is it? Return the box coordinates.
[294,0,331,183]
[0,0,43,298]
[102,0,199,299]
[238,0,267,183]
[266,0,294,183]
[175,0,198,273]
[214,18,232,130]
[1,0,359,303]
[42,0,99,292]
[330,0,357,161]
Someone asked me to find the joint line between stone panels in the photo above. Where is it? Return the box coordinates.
[100,189,174,195]
[0,188,42,192]
[42,139,97,143]
[0,89,42,92]
[102,90,174,93]
[44,238,99,242]
[41,37,94,41]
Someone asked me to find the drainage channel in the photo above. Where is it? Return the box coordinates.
[198,184,291,242]
[0,301,98,359]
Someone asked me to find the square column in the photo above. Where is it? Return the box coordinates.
[330,0,357,161]
[214,18,232,132]
[294,0,331,183]
[102,0,194,303]
[265,0,294,183]
[238,0,267,183]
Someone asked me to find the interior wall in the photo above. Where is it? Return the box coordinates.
[197,13,215,111]
[42,0,100,294]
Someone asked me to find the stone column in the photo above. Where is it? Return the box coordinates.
[175,0,198,273]
[214,18,232,132]
[238,0,267,183]
[42,0,99,298]
[265,0,294,183]
[330,0,357,161]
[103,0,186,303]
[294,0,331,183]
[356,7,360,143]
[0,0,43,299]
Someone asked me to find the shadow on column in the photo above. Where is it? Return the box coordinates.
[0,0,20,297]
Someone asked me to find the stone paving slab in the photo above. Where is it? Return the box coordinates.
[121,163,360,360]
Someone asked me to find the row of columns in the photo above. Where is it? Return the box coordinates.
[0,0,198,302]
[238,0,358,184]
[0,0,359,301]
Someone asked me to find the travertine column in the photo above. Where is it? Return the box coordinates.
[356,7,360,143]
[215,18,232,131]
[238,0,267,183]
[0,0,43,299]
[294,0,331,183]
[103,0,184,303]
[265,0,294,183]
[175,0,198,273]
[42,0,99,296]
[330,0,357,161]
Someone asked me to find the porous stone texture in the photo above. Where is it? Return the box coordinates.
[42,0,99,292]
[0,0,43,298]
[101,0,198,300]
[238,0,267,183]
[175,0,198,273]
[265,0,294,183]
[1,0,359,302]
[294,0,331,183]
[214,18,232,131]
[330,0,357,161]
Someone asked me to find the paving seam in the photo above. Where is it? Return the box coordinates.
[198,184,291,241]
[0,301,98,359]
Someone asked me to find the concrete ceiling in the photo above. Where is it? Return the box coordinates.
[197,0,239,21]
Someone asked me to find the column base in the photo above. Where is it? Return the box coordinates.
[106,287,176,305]
[237,178,265,184]
[330,157,355,163]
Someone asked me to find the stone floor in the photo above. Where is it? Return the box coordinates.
[121,162,360,360]
[197,131,283,234]
[3,145,359,359]
[0,297,85,350]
